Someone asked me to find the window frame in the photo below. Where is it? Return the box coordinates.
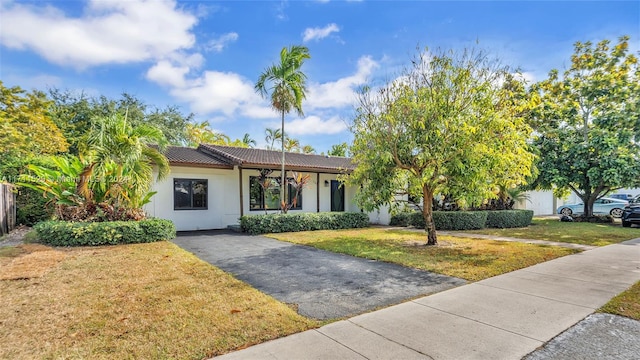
[173,178,208,210]
[249,176,302,211]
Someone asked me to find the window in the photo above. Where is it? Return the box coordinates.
[250,176,302,211]
[330,180,344,212]
[174,179,208,210]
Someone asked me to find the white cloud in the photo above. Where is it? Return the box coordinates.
[207,32,239,52]
[0,0,197,69]
[286,116,347,135]
[302,23,340,42]
[306,56,379,109]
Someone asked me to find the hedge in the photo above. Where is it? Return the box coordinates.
[33,219,176,246]
[410,211,488,230]
[240,212,370,235]
[484,210,534,228]
[391,210,533,230]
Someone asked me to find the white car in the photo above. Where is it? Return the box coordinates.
[557,197,629,218]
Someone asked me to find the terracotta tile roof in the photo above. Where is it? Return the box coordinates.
[198,144,355,173]
[163,146,234,169]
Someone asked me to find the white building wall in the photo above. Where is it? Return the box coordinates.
[144,166,240,231]
[146,166,393,230]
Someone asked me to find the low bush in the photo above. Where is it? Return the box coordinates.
[240,212,370,235]
[392,210,533,230]
[408,211,487,230]
[389,211,412,226]
[34,219,176,246]
[485,210,534,228]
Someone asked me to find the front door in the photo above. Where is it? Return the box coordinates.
[330,180,344,212]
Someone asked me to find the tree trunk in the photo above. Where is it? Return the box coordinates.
[422,186,437,246]
[280,110,287,214]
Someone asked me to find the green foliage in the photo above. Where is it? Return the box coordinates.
[409,211,488,231]
[484,210,534,228]
[255,45,311,213]
[327,142,349,157]
[572,215,614,223]
[0,81,69,161]
[48,89,193,152]
[34,219,176,246]
[347,46,535,244]
[240,212,369,235]
[531,36,640,216]
[392,210,531,230]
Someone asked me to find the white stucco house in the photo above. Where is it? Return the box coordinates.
[144,144,392,231]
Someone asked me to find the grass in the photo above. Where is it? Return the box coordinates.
[0,242,318,359]
[599,281,640,320]
[268,228,579,282]
[462,218,640,246]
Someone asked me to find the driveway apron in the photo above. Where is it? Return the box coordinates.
[173,230,466,320]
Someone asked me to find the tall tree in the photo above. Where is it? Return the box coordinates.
[530,36,640,216]
[0,81,69,162]
[264,127,283,150]
[48,90,192,151]
[301,144,316,154]
[347,47,534,245]
[284,137,301,152]
[327,142,349,157]
[255,45,311,213]
[242,133,257,148]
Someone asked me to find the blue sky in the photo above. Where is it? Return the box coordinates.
[1,0,638,153]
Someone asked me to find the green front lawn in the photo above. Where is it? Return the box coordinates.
[269,228,578,281]
[462,218,640,246]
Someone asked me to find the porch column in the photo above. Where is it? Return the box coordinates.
[238,167,244,217]
[316,173,320,212]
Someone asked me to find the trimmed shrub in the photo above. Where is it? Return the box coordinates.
[389,212,412,226]
[409,211,487,230]
[240,212,370,235]
[485,210,534,228]
[34,219,176,246]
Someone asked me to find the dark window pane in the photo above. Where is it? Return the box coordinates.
[174,179,208,210]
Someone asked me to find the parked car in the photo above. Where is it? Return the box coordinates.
[556,197,629,218]
[630,194,640,204]
[622,204,640,227]
[610,193,635,201]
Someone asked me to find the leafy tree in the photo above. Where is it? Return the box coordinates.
[284,137,301,152]
[301,145,316,154]
[327,142,349,157]
[347,47,534,245]
[530,36,640,216]
[242,133,257,148]
[0,81,68,161]
[255,45,311,213]
[48,89,192,151]
[264,127,283,150]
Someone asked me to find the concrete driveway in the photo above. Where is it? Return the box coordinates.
[173,230,465,320]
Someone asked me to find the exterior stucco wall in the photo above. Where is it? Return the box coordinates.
[144,166,240,231]
[146,165,393,231]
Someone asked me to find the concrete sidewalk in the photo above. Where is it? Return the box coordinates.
[215,237,640,360]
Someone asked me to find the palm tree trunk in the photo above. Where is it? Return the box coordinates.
[281,110,287,213]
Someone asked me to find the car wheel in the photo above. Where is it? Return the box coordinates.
[560,208,573,216]
[610,208,624,218]
[622,220,631,228]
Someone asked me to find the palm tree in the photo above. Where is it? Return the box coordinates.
[264,127,283,150]
[284,137,300,152]
[186,121,230,147]
[79,113,169,210]
[255,45,310,212]
[242,133,257,148]
[301,144,316,154]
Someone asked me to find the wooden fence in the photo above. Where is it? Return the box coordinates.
[0,183,16,236]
